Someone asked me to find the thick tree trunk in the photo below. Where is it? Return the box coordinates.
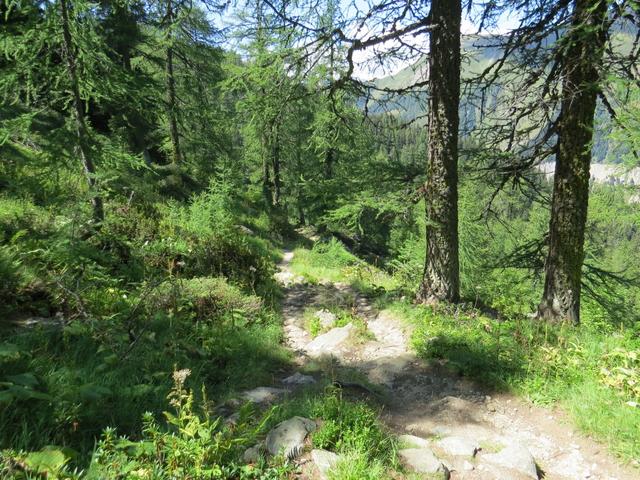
[165,0,182,164]
[59,0,104,227]
[417,0,461,303]
[538,0,607,325]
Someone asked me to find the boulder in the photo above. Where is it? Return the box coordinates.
[481,443,538,479]
[305,324,353,357]
[399,448,450,479]
[266,416,316,460]
[311,449,340,480]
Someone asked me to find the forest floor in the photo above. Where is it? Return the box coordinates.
[271,248,638,480]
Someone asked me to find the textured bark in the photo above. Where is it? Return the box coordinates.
[272,129,281,207]
[417,0,461,303]
[165,0,182,164]
[538,0,608,325]
[59,0,104,227]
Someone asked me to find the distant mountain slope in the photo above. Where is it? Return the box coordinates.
[368,32,635,164]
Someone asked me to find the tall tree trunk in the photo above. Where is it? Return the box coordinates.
[262,133,272,205]
[538,0,607,324]
[165,0,182,164]
[417,0,461,303]
[272,126,281,207]
[59,0,104,227]
[325,147,334,179]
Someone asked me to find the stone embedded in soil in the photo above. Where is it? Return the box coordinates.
[281,372,316,386]
[305,323,353,357]
[314,309,337,328]
[437,436,480,457]
[399,447,450,479]
[463,460,475,471]
[274,270,295,285]
[243,444,262,463]
[311,449,341,480]
[265,416,316,460]
[241,387,286,404]
[481,443,539,479]
[398,434,431,448]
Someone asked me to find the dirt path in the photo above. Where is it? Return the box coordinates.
[275,250,638,480]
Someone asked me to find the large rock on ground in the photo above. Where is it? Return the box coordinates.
[311,449,340,480]
[266,416,316,460]
[305,323,353,357]
[399,448,450,479]
[436,436,480,457]
[481,443,538,479]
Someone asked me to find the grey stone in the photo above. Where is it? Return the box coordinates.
[314,309,337,329]
[282,372,316,386]
[224,412,240,426]
[305,323,353,357]
[243,445,261,463]
[482,443,538,479]
[311,449,340,480]
[274,271,295,286]
[266,416,316,460]
[242,387,286,404]
[399,448,450,479]
[437,436,480,457]
[398,434,430,448]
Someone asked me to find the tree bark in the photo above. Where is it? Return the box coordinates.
[325,147,335,179]
[417,0,461,303]
[165,0,182,164]
[59,0,104,227]
[261,133,272,205]
[272,126,281,207]
[538,0,608,325]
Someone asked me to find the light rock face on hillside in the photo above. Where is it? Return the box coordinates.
[539,162,640,186]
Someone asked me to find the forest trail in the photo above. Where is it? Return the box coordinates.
[274,249,638,480]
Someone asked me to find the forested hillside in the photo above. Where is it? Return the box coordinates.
[1,0,639,478]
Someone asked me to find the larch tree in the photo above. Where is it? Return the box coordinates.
[470,0,639,324]
[417,0,462,303]
[59,0,105,226]
[537,0,608,324]
[163,0,183,164]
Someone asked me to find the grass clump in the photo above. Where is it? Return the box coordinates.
[265,386,398,476]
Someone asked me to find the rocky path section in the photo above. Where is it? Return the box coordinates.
[274,250,637,480]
